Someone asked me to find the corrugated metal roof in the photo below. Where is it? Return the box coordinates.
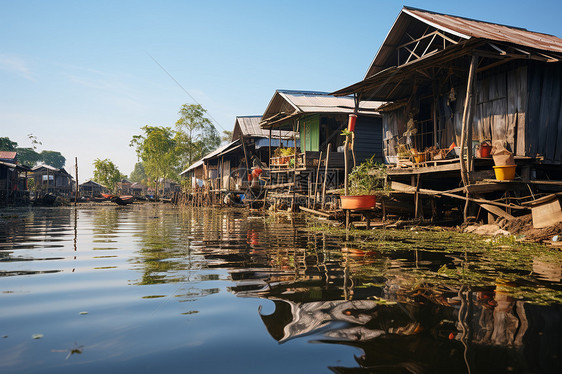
[180,159,204,175]
[232,115,296,140]
[233,116,265,137]
[180,140,243,175]
[406,7,562,52]
[0,151,17,161]
[202,140,241,161]
[80,179,105,188]
[31,164,72,176]
[32,164,60,172]
[261,90,383,128]
[365,6,562,78]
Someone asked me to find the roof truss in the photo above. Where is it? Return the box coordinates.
[397,27,463,67]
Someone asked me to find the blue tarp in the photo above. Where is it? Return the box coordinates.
[254,137,299,149]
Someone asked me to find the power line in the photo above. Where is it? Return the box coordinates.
[146,52,226,132]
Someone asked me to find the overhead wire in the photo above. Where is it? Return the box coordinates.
[146,52,227,132]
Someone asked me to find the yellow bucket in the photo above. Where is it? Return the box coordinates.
[493,165,516,180]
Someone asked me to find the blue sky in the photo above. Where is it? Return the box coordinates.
[1,0,561,181]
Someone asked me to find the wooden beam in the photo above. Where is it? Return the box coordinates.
[479,203,516,220]
[299,206,331,218]
[391,181,528,210]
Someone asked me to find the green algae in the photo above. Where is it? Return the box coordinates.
[305,219,562,305]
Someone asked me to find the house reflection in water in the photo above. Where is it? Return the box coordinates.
[228,264,561,373]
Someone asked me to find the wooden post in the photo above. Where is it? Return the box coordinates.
[220,156,224,206]
[460,55,478,188]
[303,121,306,153]
[460,55,478,220]
[433,79,439,148]
[321,143,331,210]
[307,175,311,209]
[344,135,349,197]
[313,151,322,208]
[269,128,272,166]
[415,174,422,219]
[291,120,298,211]
[240,134,250,185]
[343,133,350,229]
[74,157,78,205]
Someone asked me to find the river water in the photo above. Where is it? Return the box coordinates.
[0,204,561,373]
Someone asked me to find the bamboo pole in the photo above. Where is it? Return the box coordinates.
[292,120,298,211]
[344,135,349,228]
[321,143,331,210]
[313,151,323,208]
[460,55,478,189]
[74,157,78,205]
[460,55,478,220]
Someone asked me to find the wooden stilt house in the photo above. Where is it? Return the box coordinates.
[0,151,30,204]
[31,164,73,198]
[79,180,107,198]
[259,90,383,197]
[334,6,562,220]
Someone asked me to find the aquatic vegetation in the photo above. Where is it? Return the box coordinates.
[305,219,562,305]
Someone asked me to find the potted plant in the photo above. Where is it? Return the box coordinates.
[277,147,297,165]
[341,157,388,210]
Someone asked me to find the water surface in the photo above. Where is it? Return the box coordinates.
[0,205,561,373]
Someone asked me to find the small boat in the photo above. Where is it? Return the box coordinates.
[110,195,135,205]
[101,193,115,200]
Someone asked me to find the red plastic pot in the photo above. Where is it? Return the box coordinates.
[347,114,357,132]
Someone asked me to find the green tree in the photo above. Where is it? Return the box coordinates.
[93,158,124,192]
[16,148,41,167]
[129,162,147,183]
[27,133,42,150]
[130,126,178,198]
[221,130,233,144]
[0,137,17,151]
[175,104,220,168]
[40,150,65,168]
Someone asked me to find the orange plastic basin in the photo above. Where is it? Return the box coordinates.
[340,195,376,210]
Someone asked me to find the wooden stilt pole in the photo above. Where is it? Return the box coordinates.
[74,157,78,206]
[291,120,298,211]
[313,151,322,208]
[460,55,478,221]
[321,144,331,210]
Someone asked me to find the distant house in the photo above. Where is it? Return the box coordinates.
[117,178,132,195]
[0,151,17,163]
[79,180,107,197]
[157,178,180,198]
[130,182,148,197]
[180,115,298,195]
[31,165,73,197]
[0,155,30,204]
[180,159,205,189]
